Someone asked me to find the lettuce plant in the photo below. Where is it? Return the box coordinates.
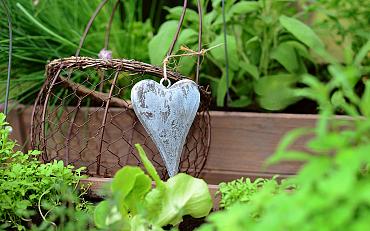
[94,144,212,230]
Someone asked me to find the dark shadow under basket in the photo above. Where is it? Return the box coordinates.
[30,57,211,179]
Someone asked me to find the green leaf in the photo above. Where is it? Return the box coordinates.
[210,35,239,71]
[0,114,6,124]
[211,0,222,9]
[130,215,164,231]
[204,10,218,27]
[175,29,198,75]
[328,65,361,91]
[111,166,152,216]
[16,3,78,49]
[229,96,252,108]
[177,29,198,47]
[331,90,346,107]
[111,167,149,198]
[149,23,198,75]
[147,173,212,226]
[216,71,234,107]
[135,144,164,188]
[177,55,196,76]
[360,80,370,117]
[354,40,370,65]
[149,21,178,65]
[229,1,260,15]
[307,133,349,152]
[271,42,299,73]
[240,63,259,80]
[94,201,122,228]
[279,15,324,52]
[166,7,199,24]
[255,74,300,110]
[268,128,313,165]
[284,41,311,60]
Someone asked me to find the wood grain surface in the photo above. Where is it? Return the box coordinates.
[200,111,320,183]
[80,177,220,210]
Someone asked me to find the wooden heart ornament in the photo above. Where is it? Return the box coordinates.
[131,79,200,177]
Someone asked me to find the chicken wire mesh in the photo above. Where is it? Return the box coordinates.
[30,57,211,179]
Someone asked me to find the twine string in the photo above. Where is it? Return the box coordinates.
[162,44,223,86]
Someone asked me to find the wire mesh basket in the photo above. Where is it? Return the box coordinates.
[30,0,210,179]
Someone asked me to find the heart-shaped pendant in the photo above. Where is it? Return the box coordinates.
[131,79,200,177]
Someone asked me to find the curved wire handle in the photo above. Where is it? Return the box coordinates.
[76,0,204,85]
[195,0,203,83]
[163,0,203,84]
[75,0,110,57]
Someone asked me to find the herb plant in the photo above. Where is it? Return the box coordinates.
[34,184,96,231]
[302,0,370,60]
[217,176,286,209]
[151,0,320,110]
[196,42,370,231]
[0,113,88,230]
[94,144,213,231]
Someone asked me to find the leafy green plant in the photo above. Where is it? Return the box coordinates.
[0,0,157,106]
[151,0,368,111]
[196,42,370,231]
[0,113,88,230]
[94,144,213,231]
[150,0,313,110]
[34,184,96,231]
[302,0,370,62]
[217,176,287,209]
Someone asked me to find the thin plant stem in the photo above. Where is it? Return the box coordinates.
[222,0,230,105]
[2,0,12,117]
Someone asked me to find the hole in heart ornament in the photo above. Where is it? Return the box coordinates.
[131,79,200,177]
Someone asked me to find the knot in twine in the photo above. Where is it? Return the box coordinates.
[162,44,223,81]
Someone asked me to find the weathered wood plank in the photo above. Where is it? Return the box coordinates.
[12,106,349,183]
[201,111,319,183]
[80,177,220,210]
[7,105,33,152]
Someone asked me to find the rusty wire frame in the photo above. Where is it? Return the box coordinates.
[30,0,210,179]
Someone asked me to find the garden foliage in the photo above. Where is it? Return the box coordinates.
[0,0,155,105]
[94,144,213,230]
[197,42,370,231]
[150,0,369,110]
[217,176,288,209]
[0,113,90,230]
[1,0,368,111]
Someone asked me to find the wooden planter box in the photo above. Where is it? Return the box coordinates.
[8,105,320,184]
[80,177,221,209]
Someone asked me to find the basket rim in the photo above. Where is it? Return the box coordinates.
[47,56,187,82]
[43,56,211,110]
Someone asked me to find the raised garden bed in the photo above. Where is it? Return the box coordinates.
[80,177,221,210]
[8,105,329,183]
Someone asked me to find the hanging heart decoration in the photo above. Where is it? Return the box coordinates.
[131,78,200,177]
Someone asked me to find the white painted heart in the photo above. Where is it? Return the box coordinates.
[131,79,200,177]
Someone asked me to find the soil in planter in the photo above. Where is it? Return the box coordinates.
[162,215,206,231]
[178,215,206,231]
[87,194,207,231]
